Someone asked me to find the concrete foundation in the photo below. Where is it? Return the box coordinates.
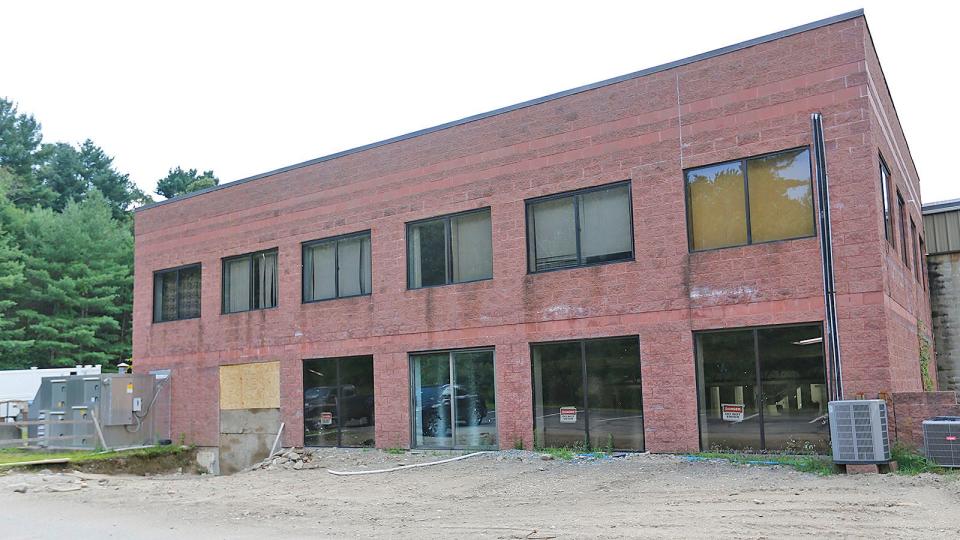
[218,408,281,475]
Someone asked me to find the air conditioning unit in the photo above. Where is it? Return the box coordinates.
[922,416,960,468]
[828,400,891,464]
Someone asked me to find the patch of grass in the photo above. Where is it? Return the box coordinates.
[384,447,406,455]
[693,452,834,476]
[0,445,188,467]
[891,443,950,476]
[538,447,576,461]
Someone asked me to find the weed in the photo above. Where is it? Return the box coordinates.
[891,442,947,475]
[513,439,525,451]
[384,447,405,455]
[693,452,834,476]
[0,445,188,467]
[537,447,576,460]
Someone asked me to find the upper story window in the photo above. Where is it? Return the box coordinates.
[407,208,492,289]
[911,218,921,283]
[222,249,278,313]
[153,264,201,322]
[685,147,815,251]
[303,231,372,302]
[919,236,928,290]
[897,191,909,268]
[526,181,633,272]
[880,157,894,245]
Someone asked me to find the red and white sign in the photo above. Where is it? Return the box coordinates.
[559,406,578,424]
[320,412,333,426]
[721,404,745,422]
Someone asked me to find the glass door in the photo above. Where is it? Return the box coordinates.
[695,330,764,451]
[303,356,375,447]
[411,349,497,449]
[532,342,586,448]
[695,325,828,452]
[532,337,644,451]
[757,326,830,452]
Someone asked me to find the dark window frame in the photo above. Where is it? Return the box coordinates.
[897,191,909,268]
[406,207,493,290]
[302,355,376,448]
[920,236,928,291]
[529,334,644,452]
[683,146,817,253]
[525,180,635,274]
[911,218,921,283]
[691,321,828,452]
[880,156,894,246]
[301,230,372,303]
[152,263,202,323]
[221,248,279,314]
[407,346,498,451]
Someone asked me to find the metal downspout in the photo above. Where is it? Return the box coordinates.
[812,112,844,400]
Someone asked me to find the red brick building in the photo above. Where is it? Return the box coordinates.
[133,10,936,467]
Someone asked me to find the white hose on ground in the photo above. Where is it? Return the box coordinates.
[327,451,487,476]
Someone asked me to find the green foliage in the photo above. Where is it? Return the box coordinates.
[693,452,835,476]
[538,447,576,460]
[0,97,147,370]
[385,447,406,455]
[0,98,150,217]
[10,192,133,367]
[917,320,934,391]
[890,442,950,475]
[155,166,219,199]
[0,444,188,466]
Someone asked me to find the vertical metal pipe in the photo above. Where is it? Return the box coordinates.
[812,113,844,400]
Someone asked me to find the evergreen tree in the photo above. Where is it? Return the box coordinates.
[12,191,132,368]
[156,166,219,199]
[0,98,54,208]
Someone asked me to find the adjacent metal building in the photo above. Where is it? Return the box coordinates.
[924,199,960,391]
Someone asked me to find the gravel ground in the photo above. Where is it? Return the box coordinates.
[2,449,959,539]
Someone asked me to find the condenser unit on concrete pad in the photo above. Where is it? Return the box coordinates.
[828,400,891,464]
[922,416,960,467]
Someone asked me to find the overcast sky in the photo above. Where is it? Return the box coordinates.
[2,1,956,204]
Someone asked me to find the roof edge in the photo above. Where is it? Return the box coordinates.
[923,198,960,215]
[136,8,865,213]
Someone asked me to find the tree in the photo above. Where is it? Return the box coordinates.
[0,98,54,208]
[11,191,132,368]
[156,166,219,199]
[35,140,149,218]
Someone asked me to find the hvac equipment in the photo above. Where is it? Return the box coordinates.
[28,372,166,449]
[828,399,891,464]
[922,416,960,468]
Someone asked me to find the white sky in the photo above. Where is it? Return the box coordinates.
[2,1,957,204]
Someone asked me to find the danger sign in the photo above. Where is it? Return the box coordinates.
[320,412,333,425]
[721,404,745,422]
[559,406,578,424]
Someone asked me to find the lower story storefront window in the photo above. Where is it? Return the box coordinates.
[410,349,498,449]
[532,336,644,451]
[303,356,375,447]
[694,324,829,453]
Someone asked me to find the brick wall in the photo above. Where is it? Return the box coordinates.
[891,391,960,450]
[132,14,931,452]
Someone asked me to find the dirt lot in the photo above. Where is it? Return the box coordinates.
[2,449,959,539]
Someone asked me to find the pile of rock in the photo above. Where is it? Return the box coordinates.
[250,447,320,471]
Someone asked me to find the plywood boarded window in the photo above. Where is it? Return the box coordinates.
[220,361,280,410]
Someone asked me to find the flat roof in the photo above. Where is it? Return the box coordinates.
[923,198,960,215]
[136,9,865,213]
